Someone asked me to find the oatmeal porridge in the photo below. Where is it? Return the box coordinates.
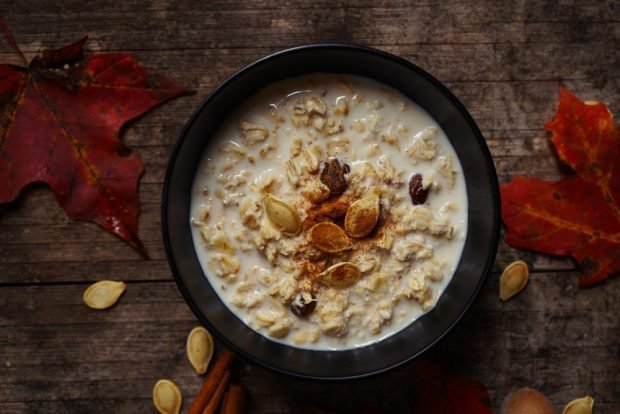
[190,74,468,350]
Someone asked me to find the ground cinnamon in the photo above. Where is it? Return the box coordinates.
[303,196,351,230]
[188,349,234,414]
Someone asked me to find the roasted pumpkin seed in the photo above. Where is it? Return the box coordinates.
[186,326,214,375]
[83,280,126,310]
[318,262,361,288]
[563,396,594,414]
[263,194,301,236]
[499,260,529,301]
[344,195,380,238]
[152,379,182,414]
[308,222,353,253]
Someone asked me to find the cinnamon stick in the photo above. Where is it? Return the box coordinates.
[221,383,247,414]
[188,349,234,414]
[202,369,231,414]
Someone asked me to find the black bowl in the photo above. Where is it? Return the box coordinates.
[162,44,500,380]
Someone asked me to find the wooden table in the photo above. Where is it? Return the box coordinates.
[1,1,618,413]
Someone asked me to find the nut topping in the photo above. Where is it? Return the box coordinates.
[318,262,361,288]
[344,195,380,238]
[263,194,301,236]
[300,179,330,203]
[308,222,353,253]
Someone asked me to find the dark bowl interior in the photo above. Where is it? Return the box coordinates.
[162,44,500,380]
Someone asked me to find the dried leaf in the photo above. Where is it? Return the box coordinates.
[412,360,493,414]
[0,24,193,257]
[501,89,619,287]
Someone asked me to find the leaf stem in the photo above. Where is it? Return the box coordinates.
[0,18,28,66]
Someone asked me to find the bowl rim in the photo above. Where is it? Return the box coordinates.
[162,43,501,380]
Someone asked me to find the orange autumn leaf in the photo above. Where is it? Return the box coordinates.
[0,24,193,257]
[501,88,619,287]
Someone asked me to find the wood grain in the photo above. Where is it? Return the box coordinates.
[0,0,618,413]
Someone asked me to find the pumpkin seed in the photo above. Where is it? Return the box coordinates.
[152,379,182,414]
[263,194,301,236]
[186,326,214,375]
[344,195,380,238]
[563,396,594,414]
[308,222,353,253]
[499,260,529,301]
[83,280,126,310]
[318,262,361,288]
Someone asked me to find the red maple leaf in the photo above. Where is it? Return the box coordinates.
[0,22,192,257]
[501,88,619,286]
[411,360,493,414]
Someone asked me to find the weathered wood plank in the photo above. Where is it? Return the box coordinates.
[0,274,618,412]
[2,0,618,54]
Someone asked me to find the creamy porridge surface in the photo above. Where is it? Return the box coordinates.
[190,74,468,350]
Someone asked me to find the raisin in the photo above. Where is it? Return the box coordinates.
[290,292,317,317]
[320,158,348,196]
[409,173,429,205]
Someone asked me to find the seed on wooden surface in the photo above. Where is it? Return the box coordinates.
[499,260,529,301]
[562,396,594,414]
[152,379,182,414]
[82,280,126,310]
[186,326,214,375]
